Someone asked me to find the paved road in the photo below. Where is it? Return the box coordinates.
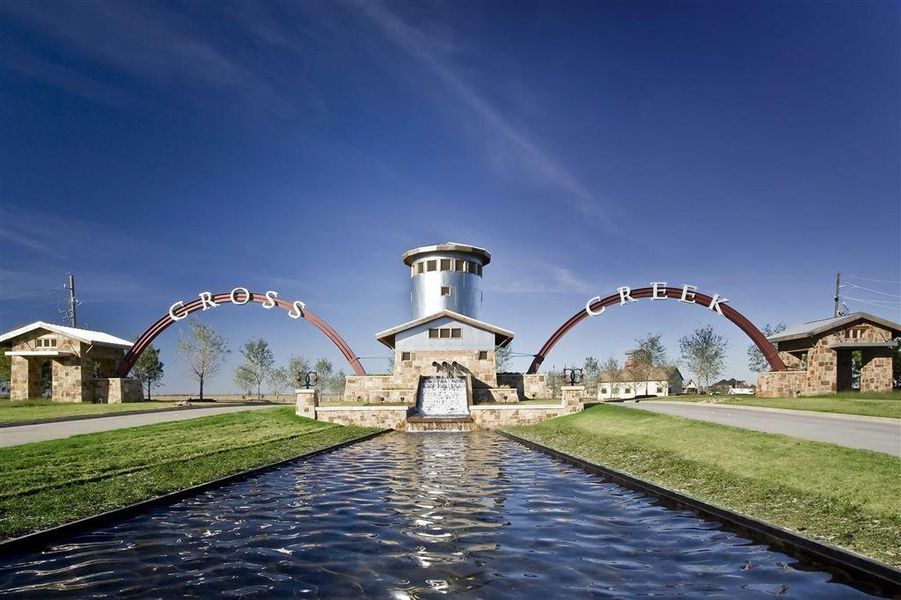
[0,404,277,448]
[624,401,901,456]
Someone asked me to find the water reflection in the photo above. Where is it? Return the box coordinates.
[0,432,875,598]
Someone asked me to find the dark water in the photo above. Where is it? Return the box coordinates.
[0,433,876,598]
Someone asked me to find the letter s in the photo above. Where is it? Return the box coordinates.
[262,290,278,309]
[288,300,306,319]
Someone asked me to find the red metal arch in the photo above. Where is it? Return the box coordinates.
[527,286,785,374]
[117,291,366,377]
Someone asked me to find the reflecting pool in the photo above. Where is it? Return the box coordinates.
[0,433,876,598]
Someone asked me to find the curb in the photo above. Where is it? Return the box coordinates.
[499,430,901,597]
[0,428,389,557]
[0,402,283,429]
[633,400,900,424]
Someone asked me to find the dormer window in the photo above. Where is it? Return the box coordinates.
[36,338,57,349]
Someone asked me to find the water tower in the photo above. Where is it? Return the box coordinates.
[402,242,491,320]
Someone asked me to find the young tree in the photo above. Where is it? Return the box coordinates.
[329,369,347,394]
[582,356,600,396]
[599,356,622,397]
[314,357,334,393]
[545,366,561,400]
[747,323,786,372]
[238,339,274,400]
[679,325,727,393]
[629,333,667,396]
[132,345,164,400]
[234,365,256,397]
[288,355,312,387]
[496,344,513,372]
[177,322,229,401]
[269,366,291,400]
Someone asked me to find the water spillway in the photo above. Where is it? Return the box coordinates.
[0,433,877,598]
[415,375,469,416]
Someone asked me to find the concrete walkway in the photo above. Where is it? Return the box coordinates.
[0,404,277,448]
[623,401,901,457]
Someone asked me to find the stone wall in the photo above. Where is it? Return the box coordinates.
[756,371,806,398]
[316,406,410,430]
[93,378,143,403]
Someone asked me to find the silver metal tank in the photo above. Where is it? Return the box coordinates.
[403,242,490,320]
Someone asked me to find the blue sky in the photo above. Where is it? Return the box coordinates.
[1,1,899,393]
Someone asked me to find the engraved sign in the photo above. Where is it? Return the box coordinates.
[416,376,468,416]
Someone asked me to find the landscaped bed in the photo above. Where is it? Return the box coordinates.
[644,391,901,418]
[0,407,377,541]
[504,404,901,566]
[0,398,267,425]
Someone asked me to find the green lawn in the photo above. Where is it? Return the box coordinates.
[0,398,257,425]
[0,407,377,540]
[505,404,901,566]
[648,392,901,418]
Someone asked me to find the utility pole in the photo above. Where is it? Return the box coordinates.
[833,272,842,318]
[64,274,79,327]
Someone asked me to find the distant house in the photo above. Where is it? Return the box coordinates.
[598,367,684,400]
[709,378,752,395]
[683,379,698,394]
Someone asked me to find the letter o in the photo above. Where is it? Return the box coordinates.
[230,287,251,305]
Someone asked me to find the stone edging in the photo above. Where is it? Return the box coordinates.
[0,402,281,429]
[316,406,408,412]
[0,429,389,557]
[470,404,562,411]
[636,400,900,424]
[499,430,901,596]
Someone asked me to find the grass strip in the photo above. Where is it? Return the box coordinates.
[0,407,377,540]
[0,399,257,425]
[505,404,901,566]
[651,392,901,419]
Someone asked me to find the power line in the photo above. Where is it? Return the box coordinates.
[846,275,901,285]
[844,295,901,306]
[846,284,901,299]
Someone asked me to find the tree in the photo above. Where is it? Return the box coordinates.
[288,355,312,387]
[177,322,229,401]
[132,345,164,400]
[234,365,256,397]
[679,325,727,393]
[269,366,291,400]
[496,344,512,372]
[893,338,901,389]
[545,366,562,400]
[747,323,786,372]
[0,353,10,386]
[314,358,334,393]
[599,356,622,397]
[237,339,274,400]
[329,370,347,394]
[583,356,600,396]
[629,333,667,396]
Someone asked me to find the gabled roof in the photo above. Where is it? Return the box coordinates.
[375,310,514,349]
[0,321,133,349]
[768,312,901,344]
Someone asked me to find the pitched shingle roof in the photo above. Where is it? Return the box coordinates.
[0,321,133,349]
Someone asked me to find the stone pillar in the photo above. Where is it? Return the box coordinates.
[10,356,30,401]
[295,388,319,419]
[560,385,585,414]
[860,349,893,394]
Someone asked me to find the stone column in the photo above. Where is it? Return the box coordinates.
[860,349,893,394]
[10,356,30,401]
[560,385,585,414]
[295,388,319,419]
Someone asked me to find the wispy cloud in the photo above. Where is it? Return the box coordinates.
[485,262,594,295]
[354,3,606,221]
[0,1,294,113]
